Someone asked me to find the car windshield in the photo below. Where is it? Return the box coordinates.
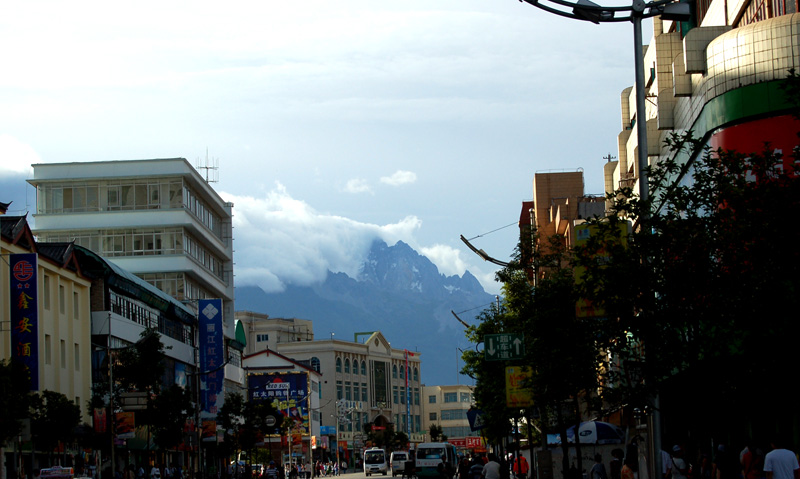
[365,452,384,464]
[417,448,444,459]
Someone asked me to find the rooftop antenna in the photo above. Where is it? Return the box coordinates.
[196,148,219,184]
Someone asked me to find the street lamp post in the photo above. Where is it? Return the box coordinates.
[516,0,690,476]
[518,0,690,211]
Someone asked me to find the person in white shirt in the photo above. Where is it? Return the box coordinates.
[764,438,800,479]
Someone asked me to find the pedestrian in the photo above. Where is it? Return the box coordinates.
[591,455,609,479]
[482,455,501,479]
[671,446,689,479]
[470,458,484,479]
[621,456,636,479]
[764,437,799,479]
[742,442,765,479]
[513,456,529,479]
[610,450,624,479]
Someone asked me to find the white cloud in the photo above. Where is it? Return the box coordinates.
[420,244,468,277]
[343,178,373,194]
[0,135,40,175]
[222,183,425,293]
[380,170,417,186]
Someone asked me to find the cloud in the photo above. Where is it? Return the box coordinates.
[419,244,468,277]
[0,135,40,175]
[343,178,373,194]
[380,170,417,186]
[222,183,426,293]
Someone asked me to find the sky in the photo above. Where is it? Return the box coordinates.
[0,0,644,300]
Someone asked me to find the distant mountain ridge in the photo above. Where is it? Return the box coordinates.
[235,239,495,385]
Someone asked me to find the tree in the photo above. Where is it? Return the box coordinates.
[29,391,81,464]
[572,124,800,441]
[428,424,447,443]
[0,360,32,479]
[150,384,195,451]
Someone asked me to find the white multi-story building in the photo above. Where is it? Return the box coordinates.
[421,385,478,443]
[28,158,243,391]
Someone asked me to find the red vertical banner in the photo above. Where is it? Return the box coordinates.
[10,253,39,390]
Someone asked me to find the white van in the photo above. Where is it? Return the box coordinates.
[390,451,410,477]
[364,447,389,476]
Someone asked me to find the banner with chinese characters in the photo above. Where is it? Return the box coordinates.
[10,253,39,390]
[249,372,309,435]
[198,298,224,418]
[505,366,534,408]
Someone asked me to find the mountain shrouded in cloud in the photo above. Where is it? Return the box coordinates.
[235,238,495,385]
[222,183,497,294]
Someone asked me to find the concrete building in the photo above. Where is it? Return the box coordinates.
[236,315,425,461]
[241,348,322,464]
[1,213,93,423]
[236,311,314,355]
[27,158,244,392]
[607,4,800,197]
[421,385,480,446]
[520,171,605,282]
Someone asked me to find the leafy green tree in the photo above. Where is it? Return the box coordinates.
[428,424,447,443]
[0,360,31,479]
[150,384,195,451]
[573,126,800,440]
[29,391,81,463]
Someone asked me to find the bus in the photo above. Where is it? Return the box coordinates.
[364,447,389,476]
[415,442,458,479]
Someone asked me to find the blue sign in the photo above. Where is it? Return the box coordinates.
[199,298,224,417]
[10,253,39,391]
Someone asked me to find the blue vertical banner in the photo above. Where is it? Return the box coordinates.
[198,298,224,418]
[10,253,39,391]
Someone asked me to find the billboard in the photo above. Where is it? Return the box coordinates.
[249,372,310,435]
[198,298,224,417]
[10,253,39,390]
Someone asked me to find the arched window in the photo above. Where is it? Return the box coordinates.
[345,358,351,374]
[413,367,419,382]
[400,365,405,380]
[311,357,321,373]
[336,357,342,373]
[361,360,367,376]
[392,365,398,379]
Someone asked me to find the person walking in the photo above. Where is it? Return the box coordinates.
[482,455,501,479]
[513,456,529,479]
[591,455,609,479]
[764,437,800,479]
[671,446,690,479]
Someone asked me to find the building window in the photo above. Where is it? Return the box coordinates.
[336,381,343,400]
[441,409,468,421]
[345,381,352,400]
[460,392,472,402]
[73,292,80,319]
[429,412,437,421]
[361,383,368,402]
[45,335,52,365]
[360,361,366,376]
[400,365,405,380]
[414,388,420,405]
[414,367,419,382]
[336,357,342,373]
[429,395,437,404]
[61,340,66,369]
[393,386,399,404]
[59,285,66,314]
[44,275,51,310]
[256,334,269,342]
[392,365,398,379]
[345,358,350,374]
[311,357,321,373]
[444,392,457,403]
[74,343,80,371]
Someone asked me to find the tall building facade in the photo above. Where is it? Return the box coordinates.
[1,213,93,423]
[421,385,479,446]
[607,5,800,195]
[28,158,243,391]
[235,311,314,356]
